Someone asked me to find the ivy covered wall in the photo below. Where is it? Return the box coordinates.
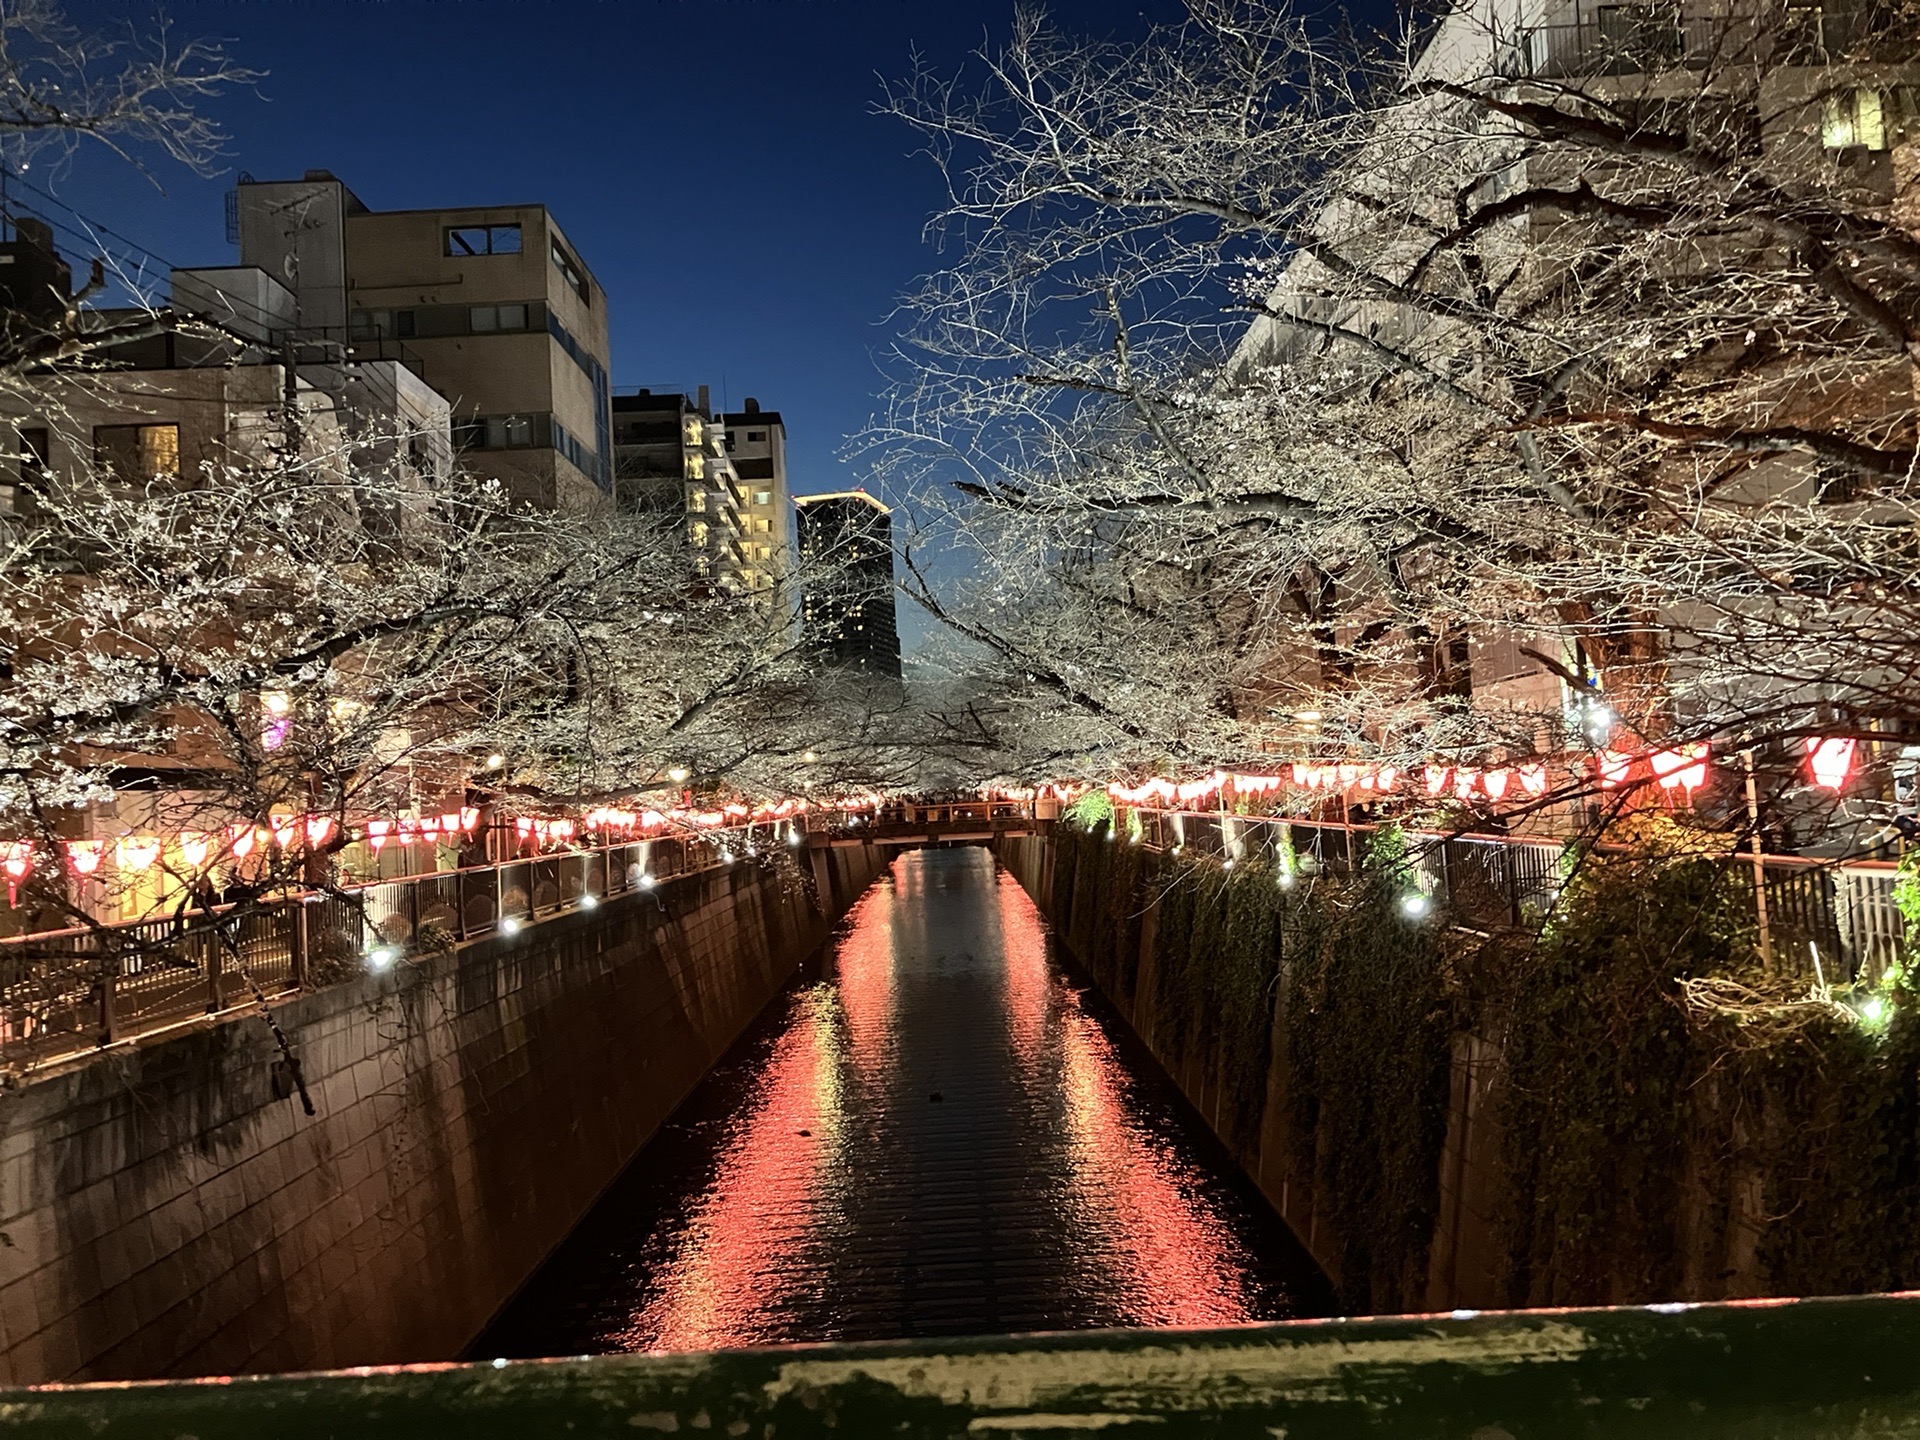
[1002,819,1920,1315]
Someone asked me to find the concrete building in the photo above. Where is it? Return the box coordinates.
[232,171,612,512]
[0,216,451,523]
[794,490,901,679]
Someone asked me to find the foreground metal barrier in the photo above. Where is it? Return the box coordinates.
[1,1293,1917,1436]
[0,822,782,1070]
[1120,806,1907,985]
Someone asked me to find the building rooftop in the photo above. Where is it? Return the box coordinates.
[795,490,891,514]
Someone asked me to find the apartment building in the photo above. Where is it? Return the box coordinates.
[0,216,451,519]
[794,490,901,679]
[613,387,793,602]
[233,171,613,512]
[722,398,795,594]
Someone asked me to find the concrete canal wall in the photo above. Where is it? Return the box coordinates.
[0,845,887,1384]
[995,832,1508,1312]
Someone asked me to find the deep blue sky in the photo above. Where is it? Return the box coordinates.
[51,1,1184,510]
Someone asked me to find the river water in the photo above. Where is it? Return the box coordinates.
[476,846,1329,1355]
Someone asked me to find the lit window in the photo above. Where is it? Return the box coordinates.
[753,490,772,505]
[445,224,522,257]
[94,423,180,482]
[1823,86,1918,150]
[688,488,707,512]
[691,522,709,547]
[686,454,705,479]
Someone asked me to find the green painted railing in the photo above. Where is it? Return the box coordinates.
[5,1294,1920,1437]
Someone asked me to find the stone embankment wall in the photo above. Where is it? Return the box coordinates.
[999,826,1906,1318]
[0,845,887,1383]
[995,832,1517,1313]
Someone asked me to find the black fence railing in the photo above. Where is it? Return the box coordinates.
[1117,806,1905,986]
[0,822,786,1072]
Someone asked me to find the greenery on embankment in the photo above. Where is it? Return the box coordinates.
[1044,814,1920,1313]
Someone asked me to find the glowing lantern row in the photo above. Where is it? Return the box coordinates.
[369,810,480,854]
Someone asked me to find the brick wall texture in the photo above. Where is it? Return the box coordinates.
[0,844,887,1383]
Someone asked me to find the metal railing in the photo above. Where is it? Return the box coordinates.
[1117,806,1907,984]
[1513,6,1908,78]
[0,822,783,1072]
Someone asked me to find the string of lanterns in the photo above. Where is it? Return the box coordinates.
[1106,735,1866,813]
[0,792,887,906]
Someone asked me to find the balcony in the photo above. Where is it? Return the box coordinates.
[1515,5,1911,79]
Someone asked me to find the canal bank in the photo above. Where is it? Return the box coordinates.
[475,847,1329,1354]
[0,844,887,1385]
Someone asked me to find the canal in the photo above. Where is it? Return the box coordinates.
[475,847,1330,1355]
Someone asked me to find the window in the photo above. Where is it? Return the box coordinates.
[686,453,705,480]
[687,488,707,512]
[550,238,588,302]
[469,303,531,333]
[753,489,773,506]
[691,522,709,547]
[1822,86,1919,150]
[754,517,771,534]
[16,425,48,485]
[445,224,522,257]
[350,308,415,340]
[94,424,179,482]
[747,430,767,442]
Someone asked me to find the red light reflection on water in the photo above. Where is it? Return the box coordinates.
[993,870,1256,1328]
[611,856,1264,1349]
[616,988,842,1351]
[833,880,897,1084]
[994,869,1051,1064]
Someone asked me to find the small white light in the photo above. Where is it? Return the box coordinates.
[485,753,504,770]
[1277,870,1295,889]
[788,830,804,846]
[1223,858,1235,870]
[365,946,397,971]
[668,765,690,784]
[639,873,656,888]
[1401,893,1431,919]
[578,893,598,910]
[1172,844,1183,855]
[500,916,522,936]
[491,1357,508,1370]
[721,849,736,863]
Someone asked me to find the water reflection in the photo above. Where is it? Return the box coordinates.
[477,847,1325,1356]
